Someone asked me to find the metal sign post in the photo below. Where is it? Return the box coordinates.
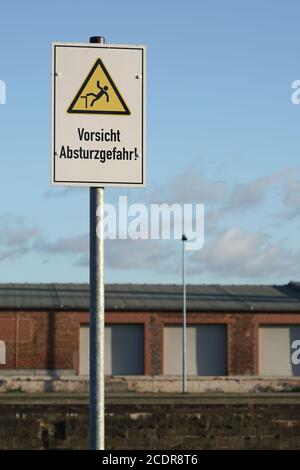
[182,234,187,394]
[90,186,105,449]
[89,36,105,451]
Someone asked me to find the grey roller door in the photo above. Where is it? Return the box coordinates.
[163,324,227,376]
[79,324,144,375]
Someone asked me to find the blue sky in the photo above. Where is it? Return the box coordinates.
[1,0,300,285]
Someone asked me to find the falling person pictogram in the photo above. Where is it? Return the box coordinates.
[81,80,109,108]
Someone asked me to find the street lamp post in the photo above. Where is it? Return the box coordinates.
[182,234,187,393]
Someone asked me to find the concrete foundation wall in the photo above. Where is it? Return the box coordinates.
[1,375,300,394]
[0,393,300,450]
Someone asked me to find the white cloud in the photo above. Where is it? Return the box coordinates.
[1,165,296,283]
[105,239,176,272]
[191,226,298,278]
[223,173,283,212]
[0,215,41,262]
[145,164,287,219]
[281,178,300,219]
[34,233,89,255]
[149,163,228,205]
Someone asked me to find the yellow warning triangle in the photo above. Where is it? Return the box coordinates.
[68,58,130,115]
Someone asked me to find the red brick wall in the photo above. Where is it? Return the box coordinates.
[0,310,300,375]
[0,311,82,371]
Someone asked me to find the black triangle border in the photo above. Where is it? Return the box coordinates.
[67,58,130,115]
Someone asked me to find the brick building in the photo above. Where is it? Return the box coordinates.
[0,282,300,377]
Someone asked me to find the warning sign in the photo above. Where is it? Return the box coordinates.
[68,59,130,115]
[52,42,146,187]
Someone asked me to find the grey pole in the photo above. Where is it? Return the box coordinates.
[182,234,187,393]
[89,35,106,450]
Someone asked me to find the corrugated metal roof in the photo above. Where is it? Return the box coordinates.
[0,282,300,313]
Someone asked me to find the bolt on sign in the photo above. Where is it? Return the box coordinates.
[51,43,146,187]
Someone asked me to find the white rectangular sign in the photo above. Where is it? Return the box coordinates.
[52,42,146,187]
